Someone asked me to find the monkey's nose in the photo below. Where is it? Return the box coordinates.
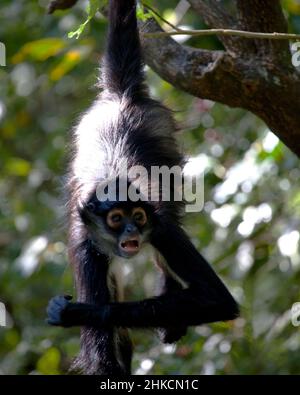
[125,224,137,234]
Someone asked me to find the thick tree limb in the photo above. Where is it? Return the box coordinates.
[236,0,290,63]
[187,0,243,53]
[140,18,300,156]
[188,0,236,29]
[140,19,240,104]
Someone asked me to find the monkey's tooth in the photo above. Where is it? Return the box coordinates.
[121,240,139,250]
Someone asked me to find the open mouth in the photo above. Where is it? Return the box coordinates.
[120,238,140,254]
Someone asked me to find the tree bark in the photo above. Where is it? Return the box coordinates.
[140,1,300,157]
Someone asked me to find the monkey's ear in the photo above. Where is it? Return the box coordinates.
[77,200,98,224]
[78,198,108,222]
[86,202,96,212]
[77,204,90,224]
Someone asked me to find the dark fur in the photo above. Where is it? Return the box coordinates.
[47,0,239,375]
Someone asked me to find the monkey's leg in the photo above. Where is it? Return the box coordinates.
[67,238,132,375]
[48,222,238,329]
[116,327,133,374]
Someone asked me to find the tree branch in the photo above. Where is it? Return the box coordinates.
[188,0,236,28]
[140,18,246,106]
[237,0,288,36]
[143,29,300,41]
[140,17,300,157]
[187,0,243,53]
[236,0,290,63]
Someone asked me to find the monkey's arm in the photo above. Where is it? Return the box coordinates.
[47,222,239,329]
[155,272,188,343]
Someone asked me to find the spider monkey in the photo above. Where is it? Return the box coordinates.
[47,0,239,375]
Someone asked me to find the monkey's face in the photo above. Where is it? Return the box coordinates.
[81,202,152,258]
[106,206,150,258]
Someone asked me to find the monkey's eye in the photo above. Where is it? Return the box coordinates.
[132,208,147,226]
[107,209,124,230]
[111,214,122,223]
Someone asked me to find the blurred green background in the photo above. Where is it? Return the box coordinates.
[1,0,300,375]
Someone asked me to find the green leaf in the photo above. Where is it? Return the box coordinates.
[68,22,88,39]
[88,0,101,17]
[68,0,101,39]
[12,38,66,63]
[137,2,153,22]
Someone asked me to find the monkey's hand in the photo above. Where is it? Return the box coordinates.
[47,295,110,328]
[46,295,75,327]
